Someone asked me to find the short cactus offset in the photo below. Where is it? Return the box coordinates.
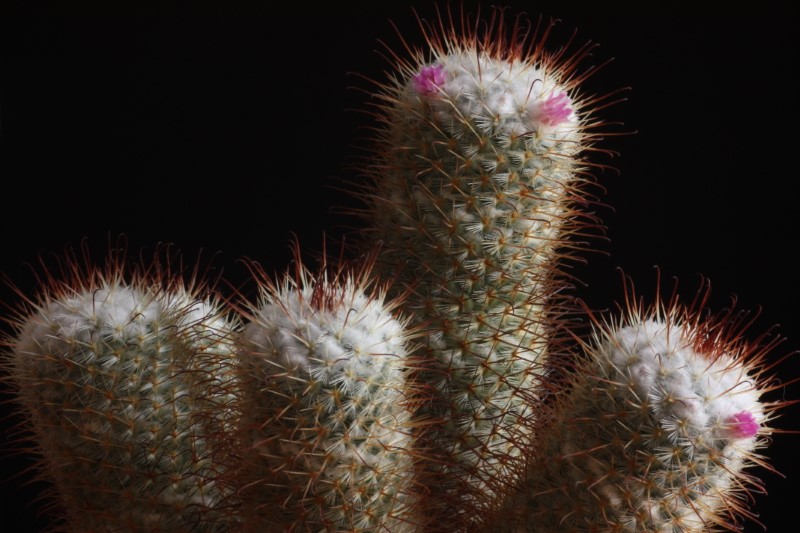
[231,252,419,531]
[500,280,784,532]
[352,10,609,524]
[4,251,239,533]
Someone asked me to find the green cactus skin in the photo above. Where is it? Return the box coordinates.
[4,254,239,533]
[499,283,783,532]
[351,11,607,526]
[232,256,419,532]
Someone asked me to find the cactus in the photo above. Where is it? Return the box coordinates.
[349,9,608,525]
[229,251,419,531]
[0,7,793,533]
[3,250,239,532]
[496,279,784,532]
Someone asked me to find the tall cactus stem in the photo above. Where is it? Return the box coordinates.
[346,6,619,527]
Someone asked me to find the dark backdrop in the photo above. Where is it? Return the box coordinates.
[1,2,797,531]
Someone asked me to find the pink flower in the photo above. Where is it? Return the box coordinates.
[723,411,760,439]
[539,91,572,126]
[413,65,446,96]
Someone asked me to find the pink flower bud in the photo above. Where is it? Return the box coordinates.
[539,91,572,126]
[413,65,446,96]
[723,411,760,439]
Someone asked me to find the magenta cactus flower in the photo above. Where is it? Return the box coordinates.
[725,410,760,439]
[412,64,446,95]
[539,91,572,126]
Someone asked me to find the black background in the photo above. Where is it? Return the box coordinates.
[1,2,797,531]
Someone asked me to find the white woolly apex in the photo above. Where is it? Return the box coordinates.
[20,284,163,353]
[599,319,763,443]
[243,281,408,378]
[170,291,231,341]
[408,51,579,140]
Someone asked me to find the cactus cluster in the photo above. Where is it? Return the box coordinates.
[1,7,790,533]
